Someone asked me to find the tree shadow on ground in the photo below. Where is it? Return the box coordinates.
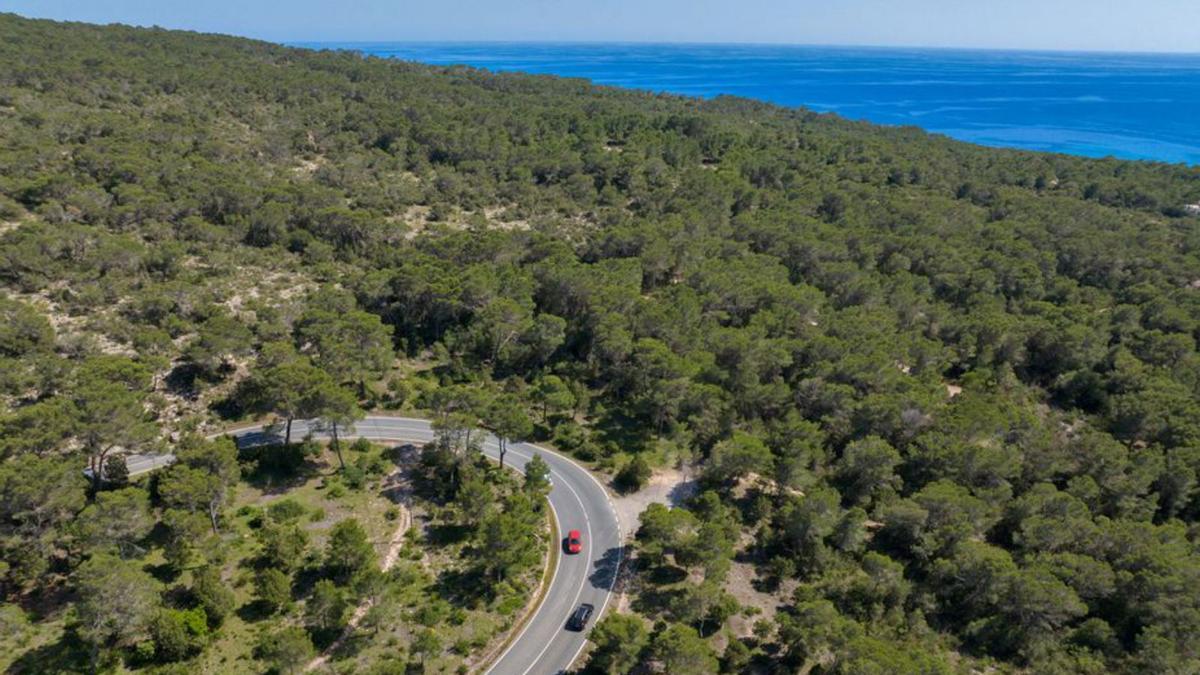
[433,567,493,608]
[588,546,625,592]
[310,626,342,651]
[668,478,700,507]
[379,444,417,504]
[423,523,471,547]
[144,560,180,585]
[235,599,277,623]
[163,362,202,401]
[643,563,688,586]
[631,583,686,618]
[235,440,323,494]
[292,565,326,599]
[328,627,372,662]
[6,627,90,674]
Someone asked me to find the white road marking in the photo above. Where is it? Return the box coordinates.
[517,440,624,673]
[488,480,565,672]
[206,417,623,675]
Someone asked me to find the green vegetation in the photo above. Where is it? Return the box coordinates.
[2,11,1200,674]
[0,426,545,673]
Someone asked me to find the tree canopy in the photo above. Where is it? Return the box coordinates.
[0,12,1199,673]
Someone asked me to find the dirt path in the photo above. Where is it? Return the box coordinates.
[304,448,417,673]
[610,465,698,536]
[609,465,697,614]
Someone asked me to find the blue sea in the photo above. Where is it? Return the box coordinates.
[294,42,1200,165]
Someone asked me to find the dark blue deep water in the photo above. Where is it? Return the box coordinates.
[295,42,1200,165]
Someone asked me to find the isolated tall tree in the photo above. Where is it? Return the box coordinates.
[836,436,902,508]
[411,628,442,667]
[74,356,156,493]
[427,385,485,455]
[484,394,533,469]
[182,435,240,530]
[0,396,74,459]
[476,297,533,365]
[306,579,348,635]
[703,431,773,486]
[255,568,293,614]
[532,374,575,424]
[158,435,240,534]
[524,453,551,499]
[476,498,540,581]
[0,296,54,358]
[160,508,210,571]
[325,519,376,584]
[312,382,363,471]
[242,357,332,446]
[455,473,494,530]
[257,522,310,573]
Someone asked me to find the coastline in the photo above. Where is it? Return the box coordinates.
[296,40,1200,166]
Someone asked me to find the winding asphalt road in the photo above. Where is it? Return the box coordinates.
[220,416,624,675]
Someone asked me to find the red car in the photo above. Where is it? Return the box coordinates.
[566,529,583,554]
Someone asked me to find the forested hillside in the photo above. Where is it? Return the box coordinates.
[2,12,1200,674]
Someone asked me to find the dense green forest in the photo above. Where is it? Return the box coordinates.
[2,12,1200,674]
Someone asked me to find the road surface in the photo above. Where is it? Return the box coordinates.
[217,416,623,675]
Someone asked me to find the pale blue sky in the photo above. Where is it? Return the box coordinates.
[6,0,1198,52]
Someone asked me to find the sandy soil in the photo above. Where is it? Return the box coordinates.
[610,465,698,543]
[609,464,698,614]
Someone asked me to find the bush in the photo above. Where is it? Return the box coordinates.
[150,607,208,662]
[385,378,411,408]
[256,626,314,674]
[350,437,373,454]
[242,442,309,476]
[573,441,600,462]
[0,604,29,643]
[255,568,293,613]
[356,452,389,476]
[267,498,308,523]
[342,464,367,490]
[0,195,23,219]
[615,455,652,493]
[552,422,587,451]
[133,640,156,664]
[414,598,450,626]
[722,639,753,673]
[102,455,129,488]
[367,659,409,675]
[496,594,525,616]
[191,565,235,627]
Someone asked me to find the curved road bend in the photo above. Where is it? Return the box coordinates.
[227,416,624,675]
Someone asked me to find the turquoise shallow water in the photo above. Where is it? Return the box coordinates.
[293,42,1200,165]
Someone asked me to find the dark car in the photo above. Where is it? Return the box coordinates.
[567,603,594,631]
[565,529,583,554]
